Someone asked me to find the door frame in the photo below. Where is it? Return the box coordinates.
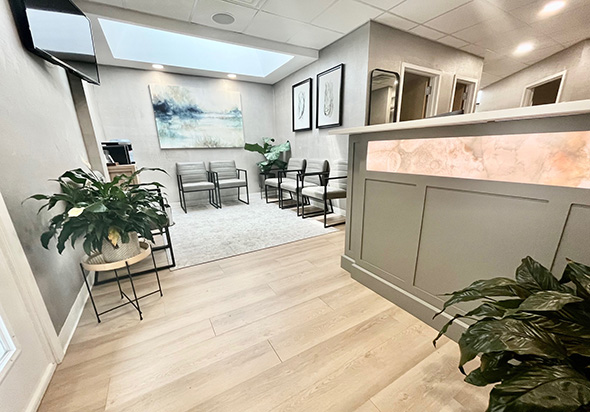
[397,62,442,122]
[520,70,567,107]
[450,75,479,114]
[0,192,62,363]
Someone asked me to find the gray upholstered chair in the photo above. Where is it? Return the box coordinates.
[208,160,249,207]
[264,158,306,207]
[288,159,329,215]
[301,159,348,227]
[176,162,219,213]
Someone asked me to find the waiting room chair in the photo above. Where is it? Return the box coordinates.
[176,162,219,213]
[264,158,306,207]
[288,159,329,215]
[209,160,249,208]
[300,159,348,228]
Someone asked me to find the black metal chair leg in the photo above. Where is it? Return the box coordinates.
[324,197,328,228]
[246,184,250,204]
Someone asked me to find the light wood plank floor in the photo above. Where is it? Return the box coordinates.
[39,229,490,412]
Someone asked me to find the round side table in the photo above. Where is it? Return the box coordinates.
[80,241,163,323]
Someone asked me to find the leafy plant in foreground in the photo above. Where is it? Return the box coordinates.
[27,168,168,255]
[434,257,590,412]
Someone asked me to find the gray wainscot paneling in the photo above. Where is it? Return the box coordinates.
[342,112,590,341]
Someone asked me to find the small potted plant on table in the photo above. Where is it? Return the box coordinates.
[28,168,168,262]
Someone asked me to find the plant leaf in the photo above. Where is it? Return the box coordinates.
[487,364,590,412]
[516,257,572,293]
[517,291,583,312]
[459,318,567,368]
[561,261,590,299]
[465,352,516,387]
[244,142,265,154]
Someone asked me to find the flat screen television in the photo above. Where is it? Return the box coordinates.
[9,0,100,84]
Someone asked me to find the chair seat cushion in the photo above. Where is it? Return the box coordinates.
[265,178,279,187]
[182,181,215,191]
[301,186,346,200]
[218,178,247,189]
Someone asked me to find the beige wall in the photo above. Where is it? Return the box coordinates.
[86,66,276,202]
[272,24,371,164]
[368,22,484,118]
[478,40,590,112]
[0,0,90,333]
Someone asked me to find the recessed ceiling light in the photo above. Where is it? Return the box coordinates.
[227,74,237,79]
[212,12,235,25]
[540,1,566,16]
[514,42,534,55]
[152,64,164,69]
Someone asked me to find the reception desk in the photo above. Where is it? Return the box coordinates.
[334,101,590,340]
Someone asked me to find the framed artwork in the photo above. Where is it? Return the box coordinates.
[292,78,312,131]
[149,84,245,149]
[316,64,344,129]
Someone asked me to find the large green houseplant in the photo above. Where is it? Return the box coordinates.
[244,138,291,173]
[434,257,590,412]
[28,168,169,262]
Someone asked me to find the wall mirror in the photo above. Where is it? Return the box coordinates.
[367,69,400,126]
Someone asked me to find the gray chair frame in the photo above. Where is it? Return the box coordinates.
[176,170,220,213]
[300,173,348,228]
[277,168,305,210]
[209,167,250,208]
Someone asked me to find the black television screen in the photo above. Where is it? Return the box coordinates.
[9,0,100,84]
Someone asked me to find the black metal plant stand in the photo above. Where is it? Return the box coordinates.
[80,242,163,323]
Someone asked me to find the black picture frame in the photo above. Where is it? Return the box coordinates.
[292,78,312,132]
[316,64,344,129]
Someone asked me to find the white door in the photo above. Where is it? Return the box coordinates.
[0,193,57,412]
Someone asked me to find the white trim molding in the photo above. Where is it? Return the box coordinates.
[398,62,443,122]
[450,75,480,114]
[520,70,567,107]
[58,272,92,352]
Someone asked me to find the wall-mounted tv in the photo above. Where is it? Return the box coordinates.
[9,0,100,85]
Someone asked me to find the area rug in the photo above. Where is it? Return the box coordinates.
[168,196,336,269]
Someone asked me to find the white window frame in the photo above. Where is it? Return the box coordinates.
[450,75,479,114]
[397,62,442,122]
[520,70,567,107]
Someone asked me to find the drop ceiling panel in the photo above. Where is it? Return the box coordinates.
[123,0,195,21]
[262,0,335,23]
[356,0,404,10]
[483,57,528,77]
[425,0,505,34]
[221,0,267,9]
[484,0,538,12]
[244,11,308,43]
[390,0,471,24]
[374,12,418,31]
[287,25,342,49]
[409,25,445,41]
[87,0,123,6]
[191,0,257,32]
[312,0,382,34]
[438,35,468,49]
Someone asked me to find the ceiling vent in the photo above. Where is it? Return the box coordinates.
[212,12,236,25]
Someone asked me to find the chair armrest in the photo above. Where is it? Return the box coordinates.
[278,169,303,183]
[325,175,347,181]
[237,168,248,180]
[207,170,220,185]
[300,171,330,188]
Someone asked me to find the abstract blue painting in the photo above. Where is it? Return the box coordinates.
[149,84,245,149]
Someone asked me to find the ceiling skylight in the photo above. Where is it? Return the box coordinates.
[98,18,294,78]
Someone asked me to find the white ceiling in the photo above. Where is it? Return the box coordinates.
[81,0,590,87]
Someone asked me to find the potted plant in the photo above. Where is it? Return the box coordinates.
[244,138,291,173]
[27,168,169,262]
[434,257,590,412]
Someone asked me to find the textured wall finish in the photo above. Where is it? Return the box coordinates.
[0,0,89,333]
[367,131,590,189]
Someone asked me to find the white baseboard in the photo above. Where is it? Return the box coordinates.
[25,362,56,412]
[58,273,92,353]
